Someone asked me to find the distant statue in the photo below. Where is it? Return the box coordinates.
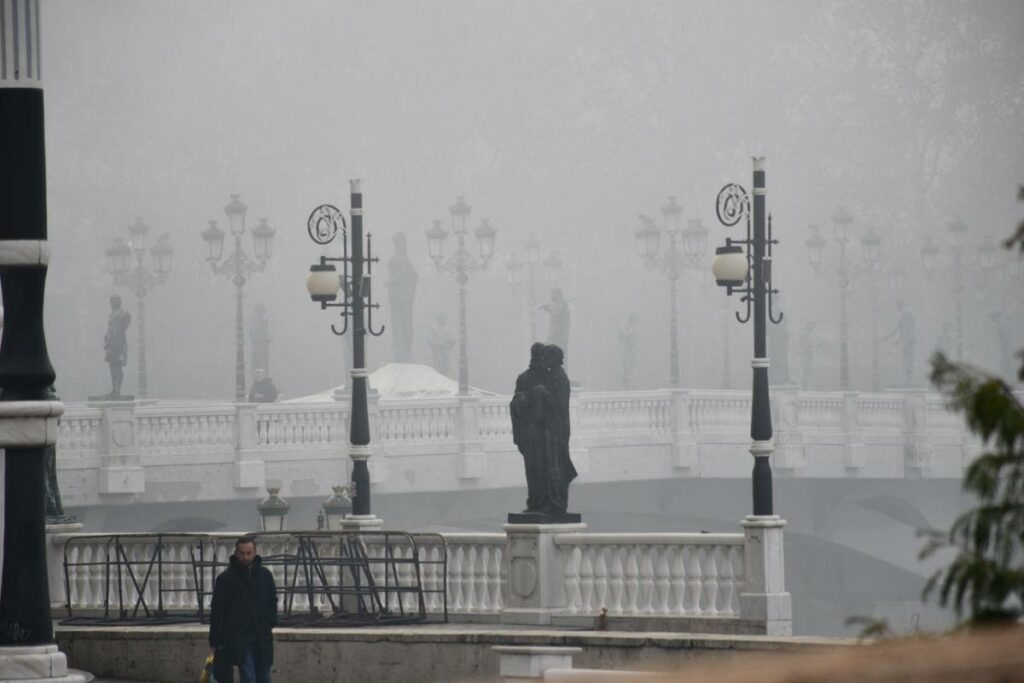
[798,322,822,390]
[104,294,131,398]
[248,368,278,403]
[509,343,577,518]
[43,385,70,521]
[883,300,916,387]
[427,312,455,377]
[769,311,791,385]
[386,232,418,363]
[250,303,271,375]
[540,288,570,368]
[617,313,638,389]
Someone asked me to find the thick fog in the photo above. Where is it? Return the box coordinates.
[41,0,1023,400]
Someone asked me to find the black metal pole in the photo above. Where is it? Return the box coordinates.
[233,238,247,403]
[668,235,680,389]
[349,180,371,516]
[0,0,57,642]
[137,284,148,399]
[750,157,774,516]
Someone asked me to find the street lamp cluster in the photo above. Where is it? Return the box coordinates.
[200,195,276,402]
[425,196,497,395]
[634,195,709,388]
[105,217,175,398]
[804,207,884,391]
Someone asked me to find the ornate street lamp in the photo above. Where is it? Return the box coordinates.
[200,196,275,401]
[426,196,497,395]
[918,218,978,360]
[635,196,708,388]
[804,207,880,391]
[107,217,174,398]
[322,485,353,530]
[305,182,384,524]
[257,487,290,532]
[505,236,546,342]
[710,158,782,517]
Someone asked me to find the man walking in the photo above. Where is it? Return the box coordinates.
[210,536,278,683]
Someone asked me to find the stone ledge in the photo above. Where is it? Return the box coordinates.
[56,623,848,650]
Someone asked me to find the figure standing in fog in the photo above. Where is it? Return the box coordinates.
[884,300,916,387]
[104,294,131,398]
[427,312,455,377]
[386,232,418,363]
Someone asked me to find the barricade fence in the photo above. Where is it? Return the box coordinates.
[59,531,447,627]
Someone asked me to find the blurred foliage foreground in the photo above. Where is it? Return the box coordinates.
[919,187,1024,625]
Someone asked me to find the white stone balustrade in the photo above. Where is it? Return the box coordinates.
[554,533,745,618]
[50,528,781,632]
[53,388,978,507]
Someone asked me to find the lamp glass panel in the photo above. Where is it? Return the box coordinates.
[224,195,248,236]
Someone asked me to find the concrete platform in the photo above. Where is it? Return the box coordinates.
[56,623,850,682]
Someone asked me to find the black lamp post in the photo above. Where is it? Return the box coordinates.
[919,218,992,361]
[0,0,61,648]
[711,158,782,516]
[200,196,275,402]
[426,196,497,396]
[635,196,709,388]
[506,238,564,346]
[106,217,174,398]
[859,226,883,392]
[804,207,883,391]
[305,181,385,519]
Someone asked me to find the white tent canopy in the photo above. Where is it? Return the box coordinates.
[287,363,495,402]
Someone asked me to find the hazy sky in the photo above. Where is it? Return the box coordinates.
[38,0,1024,400]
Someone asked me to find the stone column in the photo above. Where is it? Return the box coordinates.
[771,385,804,471]
[233,403,264,489]
[842,391,865,470]
[568,390,589,475]
[669,389,697,470]
[501,523,585,626]
[902,389,931,477]
[457,395,485,480]
[739,515,791,636]
[94,401,144,495]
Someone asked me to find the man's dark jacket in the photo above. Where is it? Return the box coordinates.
[209,554,278,667]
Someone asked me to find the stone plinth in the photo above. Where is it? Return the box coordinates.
[739,515,792,636]
[501,523,585,626]
[494,645,580,681]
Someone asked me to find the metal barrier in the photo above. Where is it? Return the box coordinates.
[60,531,448,627]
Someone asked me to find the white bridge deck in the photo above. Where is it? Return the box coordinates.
[54,387,975,508]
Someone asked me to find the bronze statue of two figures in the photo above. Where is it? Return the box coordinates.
[508,343,580,524]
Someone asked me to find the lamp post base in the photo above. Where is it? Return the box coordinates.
[0,645,90,682]
[338,515,383,531]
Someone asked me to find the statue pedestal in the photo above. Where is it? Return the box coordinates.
[500,522,585,626]
[506,512,581,524]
